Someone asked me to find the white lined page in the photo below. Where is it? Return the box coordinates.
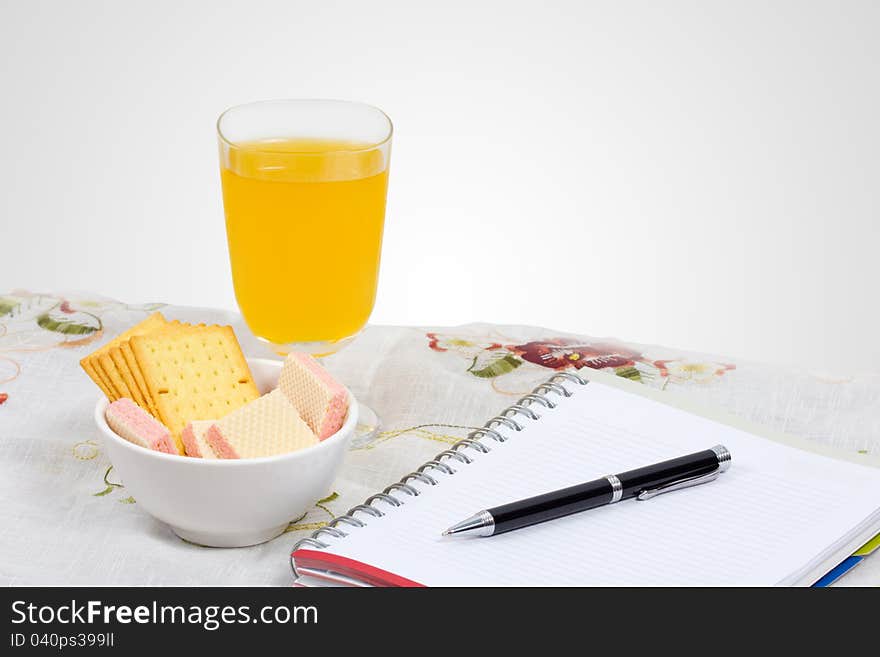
[319,382,880,586]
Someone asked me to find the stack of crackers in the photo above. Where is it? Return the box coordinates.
[83,313,348,459]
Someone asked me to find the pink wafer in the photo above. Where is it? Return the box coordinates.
[206,389,317,459]
[278,352,348,440]
[181,420,218,459]
[105,398,177,454]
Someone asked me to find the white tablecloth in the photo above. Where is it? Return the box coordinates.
[1,291,877,585]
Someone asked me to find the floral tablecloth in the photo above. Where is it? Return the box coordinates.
[1,290,878,586]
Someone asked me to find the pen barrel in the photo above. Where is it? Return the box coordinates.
[489,479,613,535]
[617,449,720,499]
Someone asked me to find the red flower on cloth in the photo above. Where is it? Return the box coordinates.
[507,339,641,371]
[0,393,7,405]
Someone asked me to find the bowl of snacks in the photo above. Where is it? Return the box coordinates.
[88,313,357,547]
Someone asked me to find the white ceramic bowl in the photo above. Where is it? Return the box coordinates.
[93,358,357,547]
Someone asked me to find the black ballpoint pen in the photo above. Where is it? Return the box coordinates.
[442,445,731,537]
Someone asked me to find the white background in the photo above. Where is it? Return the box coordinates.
[1,0,878,372]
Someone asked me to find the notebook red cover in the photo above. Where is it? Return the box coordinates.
[292,549,425,587]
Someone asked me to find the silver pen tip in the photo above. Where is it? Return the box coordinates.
[440,511,495,537]
[441,529,451,536]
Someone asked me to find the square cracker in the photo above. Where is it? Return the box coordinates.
[98,351,133,401]
[80,312,168,406]
[95,360,122,399]
[130,324,259,453]
[119,342,157,415]
[122,320,203,416]
[80,356,117,401]
[109,346,148,410]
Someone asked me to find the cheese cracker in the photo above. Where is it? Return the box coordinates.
[98,351,133,401]
[80,356,117,401]
[79,312,168,406]
[119,342,157,416]
[109,346,148,410]
[130,324,259,453]
[120,319,194,416]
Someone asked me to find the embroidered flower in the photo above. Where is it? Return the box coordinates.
[426,333,502,356]
[653,360,735,384]
[0,393,7,405]
[508,339,641,371]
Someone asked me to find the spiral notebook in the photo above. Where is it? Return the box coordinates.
[291,372,880,586]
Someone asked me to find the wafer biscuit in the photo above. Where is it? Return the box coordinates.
[130,324,259,453]
[181,420,218,459]
[278,352,348,439]
[105,398,176,454]
[206,389,317,459]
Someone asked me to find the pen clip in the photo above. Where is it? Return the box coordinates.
[636,467,721,501]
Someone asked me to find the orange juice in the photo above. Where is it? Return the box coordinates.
[220,138,389,349]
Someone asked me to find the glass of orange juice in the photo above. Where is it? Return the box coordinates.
[217,99,392,434]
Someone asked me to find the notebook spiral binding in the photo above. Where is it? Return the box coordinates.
[290,371,590,577]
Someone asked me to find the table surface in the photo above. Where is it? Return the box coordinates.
[1,290,877,586]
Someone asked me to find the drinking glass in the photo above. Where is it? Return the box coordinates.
[217,99,392,436]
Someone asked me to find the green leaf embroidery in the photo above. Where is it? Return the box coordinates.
[103,465,121,487]
[36,307,101,335]
[468,353,523,378]
[315,491,340,519]
[118,496,136,504]
[615,366,642,383]
[93,466,125,496]
[284,520,328,533]
[0,297,21,317]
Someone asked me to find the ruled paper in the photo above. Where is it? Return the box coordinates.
[317,382,880,586]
